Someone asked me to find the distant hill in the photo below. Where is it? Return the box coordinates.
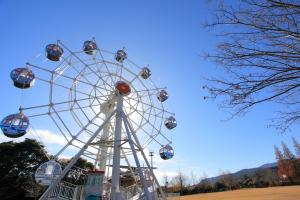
[204,162,278,184]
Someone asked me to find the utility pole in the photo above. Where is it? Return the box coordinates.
[149,151,155,198]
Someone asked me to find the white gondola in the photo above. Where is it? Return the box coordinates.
[159,144,174,160]
[83,40,98,55]
[165,116,177,129]
[10,68,35,89]
[35,160,62,186]
[140,67,151,79]
[115,49,127,62]
[0,112,29,138]
[157,90,168,102]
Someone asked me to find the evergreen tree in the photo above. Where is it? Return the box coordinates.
[0,138,49,200]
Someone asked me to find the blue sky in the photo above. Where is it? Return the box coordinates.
[0,0,299,181]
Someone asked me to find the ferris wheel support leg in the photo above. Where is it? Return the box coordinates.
[122,115,167,200]
[122,111,152,200]
[111,95,124,200]
[121,149,138,184]
[39,109,117,200]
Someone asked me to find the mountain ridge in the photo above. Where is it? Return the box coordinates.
[204,162,278,183]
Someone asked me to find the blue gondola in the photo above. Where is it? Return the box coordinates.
[157,90,168,102]
[140,67,151,79]
[10,68,35,89]
[165,116,177,129]
[159,144,174,160]
[46,44,64,61]
[115,49,127,63]
[83,40,98,55]
[0,113,29,138]
[35,160,62,186]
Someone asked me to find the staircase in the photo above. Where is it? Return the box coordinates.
[46,182,83,200]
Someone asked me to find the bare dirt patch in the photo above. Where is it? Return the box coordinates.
[168,186,300,200]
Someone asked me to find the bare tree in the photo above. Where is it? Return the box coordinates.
[265,168,279,186]
[204,0,300,132]
[220,170,234,190]
[282,142,297,183]
[170,171,188,194]
[274,145,287,182]
[292,137,300,179]
[292,137,300,156]
[189,170,198,186]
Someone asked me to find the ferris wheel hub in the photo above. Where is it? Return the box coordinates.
[115,81,131,96]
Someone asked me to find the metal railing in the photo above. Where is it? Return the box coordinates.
[47,181,80,200]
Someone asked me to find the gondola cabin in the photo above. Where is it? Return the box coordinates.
[84,170,105,200]
[159,144,174,160]
[83,40,98,55]
[46,44,64,61]
[10,68,35,89]
[157,90,168,102]
[0,113,29,138]
[115,49,127,63]
[165,116,177,129]
[140,67,151,79]
[35,160,62,186]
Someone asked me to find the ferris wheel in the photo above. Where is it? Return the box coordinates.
[0,39,177,200]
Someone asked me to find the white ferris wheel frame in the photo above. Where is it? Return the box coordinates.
[14,39,175,200]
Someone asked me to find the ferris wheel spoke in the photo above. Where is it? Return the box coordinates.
[123,104,164,121]
[125,96,174,115]
[131,87,166,95]
[26,102,103,118]
[122,111,163,147]
[91,60,116,92]
[67,63,112,98]
[21,93,110,113]
[123,99,168,120]
[27,63,107,92]
[82,153,97,161]
[52,109,108,159]
[101,60,138,79]
[49,114,71,142]
[73,100,93,123]
[72,138,100,153]
[126,58,143,70]
[78,63,114,94]
[58,40,116,93]
[51,106,76,138]
[91,69,114,99]
[124,105,171,145]
[52,54,73,81]
[93,38,117,86]
[70,109,86,128]
[123,108,162,146]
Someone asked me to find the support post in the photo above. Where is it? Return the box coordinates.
[39,110,116,200]
[123,115,167,200]
[122,111,152,200]
[111,95,123,200]
[149,151,155,198]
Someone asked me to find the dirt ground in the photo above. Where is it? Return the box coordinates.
[168,186,300,200]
